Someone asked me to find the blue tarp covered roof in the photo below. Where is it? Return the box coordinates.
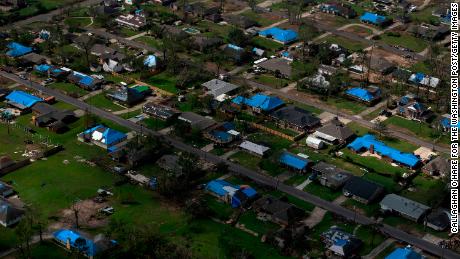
[259,27,298,43]
[34,64,52,73]
[144,55,157,68]
[6,90,43,109]
[232,94,284,112]
[227,44,243,51]
[54,229,98,256]
[348,134,420,168]
[409,72,425,83]
[385,247,422,259]
[72,71,95,86]
[345,87,376,102]
[279,151,309,170]
[441,117,451,128]
[206,180,239,197]
[6,42,33,57]
[83,125,127,146]
[360,12,387,24]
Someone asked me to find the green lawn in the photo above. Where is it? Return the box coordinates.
[254,74,290,89]
[247,132,292,152]
[48,82,88,97]
[238,210,279,235]
[321,35,369,52]
[304,182,342,202]
[64,17,92,27]
[142,117,169,130]
[400,175,447,206]
[85,93,125,112]
[241,10,282,27]
[145,72,178,94]
[325,96,368,114]
[136,36,162,49]
[384,116,449,145]
[379,33,428,53]
[195,21,234,40]
[119,27,140,37]
[229,151,261,171]
[251,36,284,51]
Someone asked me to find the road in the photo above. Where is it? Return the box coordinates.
[1,71,458,258]
[246,79,449,153]
[0,0,102,31]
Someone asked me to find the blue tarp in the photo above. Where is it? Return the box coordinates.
[259,27,298,43]
[385,247,422,259]
[232,94,284,112]
[227,44,243,51]
[206,180,239,197]
[279,152,309,170]
[409,72,425,83]
[144,55,157,68]
[72,71,95,86]
[6,90,43,109]
[210,130,232,142]
[6,42,33,57]
[345,87,376,102]
[231,186,258,208]
[360,12,387,25]
[348,134,420,168]
[34,64,52,73]
[53,229,98,256]
[83,125,127,146]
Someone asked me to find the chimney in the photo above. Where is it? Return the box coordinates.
[369,144,374,154]
[66,238,71,250]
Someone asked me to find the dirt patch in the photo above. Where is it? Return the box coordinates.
[223,0,248,12]
[305,12,347,29]
[369,48,415,68]
[0,76,14,87]
[343,25,373,37]
[56,199,110,230]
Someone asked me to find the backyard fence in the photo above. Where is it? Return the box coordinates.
[249,122,305,141]
[111,72,173,97]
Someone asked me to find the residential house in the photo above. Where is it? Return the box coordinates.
[5,90,43,112]
[202,79,240,101]
[143,55,158,70]
[439,114,451,132]
[319,2,357,19]
[115,9,147,30]
[53,229,117,258]
[0,199,24,227]
[101,51,127,73]
[380,194,430,222]
[204,122,240,145]
[311,162,353,190]
[343,176,385,204]
[78,125,128,151]
[239,141,270,157]
[320,226,362,258]
[106,86,145,106]
[223,44,245,62]
[279,151,309,173]
[178,112,216,131]
[397,95,431,121]
[0,181,13,198]
[67,71,102,91]
[269,105,321,132]
[252,195,305,226]
[20,52,50,65]
[313,118,355,144]
[34,64,69,79]
[318,64,338,76]
[408,72,440,88]
[348,134,421,169]
[385,246,424,259]
[96,0,125,15]
[157,154,182,173]
[258,27,298,44]
[306,136,325,149]
[232,94,284,113]
[408,23,450,41]
[31,103,76,133]
[6,42,33,57]
[360,12,391,27]
[90,44,116,57]
[425,209,451,231]
[191,36,222,52]
[0,156,15,172]
[206,180,258,208]
[223,15,257,29]
[257,57,292,78]
[432,4,451,25]
[143,102,178,121]
[345,86,382,105]
[369,58,396,75]
[422,157,449,177]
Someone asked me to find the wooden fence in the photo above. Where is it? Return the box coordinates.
[249,122,305,141]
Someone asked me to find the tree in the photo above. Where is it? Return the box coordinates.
[373,118,387,136]
[228,28,248,47]
[15,210,35,259]
[285,0,303,24]
[298,23,319,60]
[247,0,257,11]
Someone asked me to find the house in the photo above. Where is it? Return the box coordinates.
[409,72,440,88]
[224,44,245,62]
[385,246,424,259]
[178,112,216,131]
[313,118,354,144]
[106,86,145,106]
[0,181,13,198]
[252,195,305,226]
[144,55,158,70]
[360,12,391,26]
[34,64,69,78]
[345,86,381,105]
[6,42,33,57]
[191,36,222,52]
[311,162,353,190]
[269,105,320,132]
[239,141,270,157]
[318,64,338,76]
[206,180,257,208]
[304,73,331,92]
[258,27,298,44]
[422,157,449,177]
[78,125,127,151]
[397,96,431,121]
[408,23,449,41]
[343,176,385,204]
[20,52,50,65]
[432,5,451,25]
[202,79,240,100]
[143,102,178,121]
[90,44,116,57]
[53,229,117,258]
[257,57,292,78]
[305,135,325,150]
[425,209,451,231]
[115,9,146,29]
[320,226,362,258]
[279,151,309,173]
[204,122,240,145]
[67,71,102,91]
[31,103,76,133]
[96,0,124,15]
[0,199,24,227]
[439,114,452,132]
[101,52,127,73]
[157,154,182,173]
[232,94,284,113]
[223,15,257,29]
[380,194,430,222]
[319,2,357,18]
[348,134,421,168]
[369,58,396,75]
[5,90,43,112]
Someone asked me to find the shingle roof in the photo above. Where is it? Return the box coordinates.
[343,176,384,202]
[314,119,354,142]
[202,79,240,97]
[0,199,24,226]
[239,141,270,156]
[179,112,216,130]
[380,194,430,220]
[270,105,320,129]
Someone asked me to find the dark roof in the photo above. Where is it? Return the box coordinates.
[253,196,305,225]
[223,15,257,28]
[191,36,222,50]
[20,52,49,64]
[0,199,24,226]
[343,176,384,202]
[423,157,449,175]
[32,102,56,114]
[178,112,216,130]
[426,210,450,230]
[0,156,15,170]
[314,118,354,141]
[258,58,292,78]
[157,154,182,173]
[270,105,320,129]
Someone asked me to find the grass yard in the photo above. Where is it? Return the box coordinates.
[64,17,92,27]
[399,175,447,206]
[145,72,178,94]
[342,198,380,217]
[229,151,261,171]
[196,20,234,40]
[48,82,88,97]
[238,210,279,236]
[241,10,281,27]
[304,182,342,202]
[384,116,449,145]
[85,93,125,112]
[321,35,369,52]
[142,117,169,130]
[254,74,290,89]
[325,96,368,114]
[247,132,292,152]
[136,36,162,49]
[379,33,428,53]
[119,27,140,37]
[251,36,284,51]
[284,174,308,186]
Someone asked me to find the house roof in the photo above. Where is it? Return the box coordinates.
[144,55,157,68]
[253,195,305,224]
[343,176,384,201]
[239,141,270,156]
[380,194,429,220]
[348,134,421,168]
[345,87,379,102]
[270,105,320,128]
[360,12,388,24]
[0,199,24,226]
[178,112,216,130]
[423,156,449,174]
[311,161,353,183]
[0,181,13,196]
[202,79,240,97]
[82,125,127,146]
[385,246,423,259]
[0,156,15,170]
[257,58,292,78]
[90,44,115,56]
[259,27,298,43]
[232,94,284,112]
[6,90,43,109]
[21,52,49,64]
[143,103,177,119]
[279,151,309,170]
[53,229,113,257]
[206,179,239,197]
[314,119,354,142]
[6,42,33,57]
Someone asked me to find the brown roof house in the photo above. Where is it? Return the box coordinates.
[422,157,449,177]
[252,195,305,226]
[313,118,354,144]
